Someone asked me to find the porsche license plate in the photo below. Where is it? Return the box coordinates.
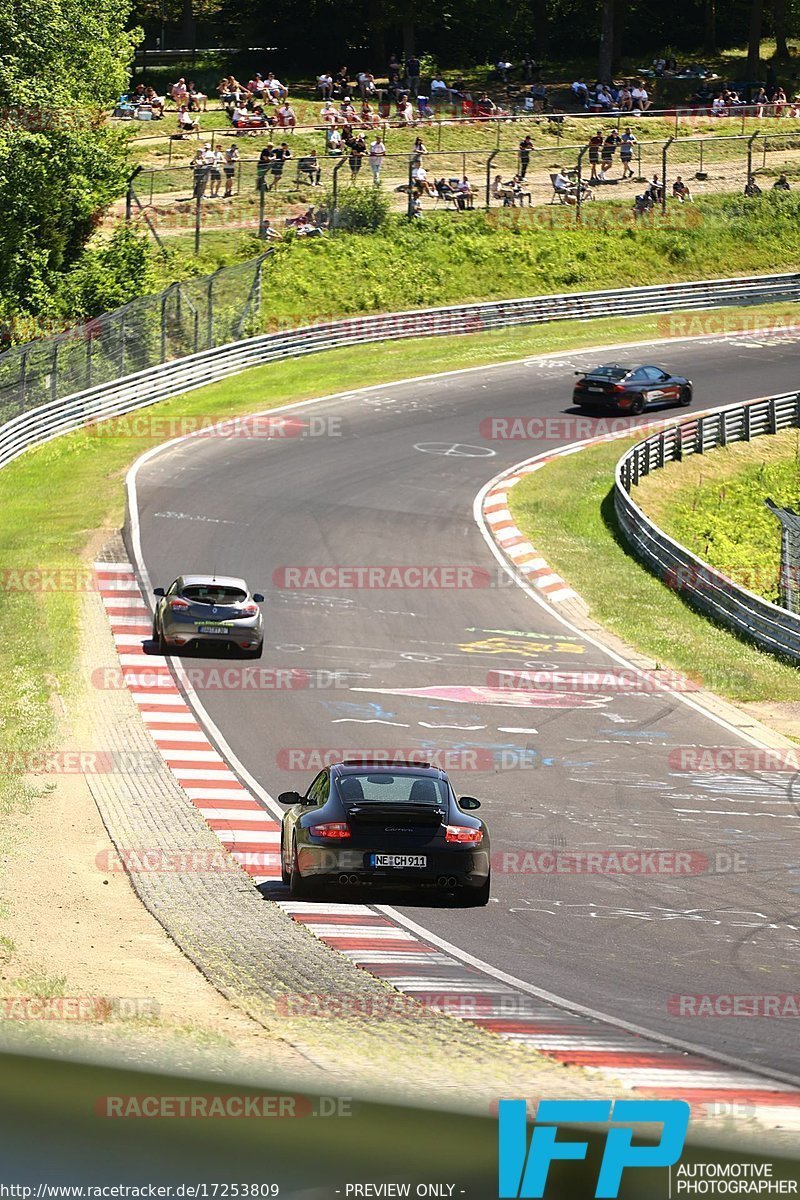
[369,854,427,869]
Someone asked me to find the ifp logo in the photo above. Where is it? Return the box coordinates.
[498,1099,690,1197]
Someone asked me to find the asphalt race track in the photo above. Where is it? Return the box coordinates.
[130,327,800,1079]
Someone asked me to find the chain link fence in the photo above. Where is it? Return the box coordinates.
[0,255,270,429]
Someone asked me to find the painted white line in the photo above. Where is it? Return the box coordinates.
[159,749,226,764]
[150,730,211,743]
[95,562,134,572]
[141,711,200,723]
[215,830,281,843]
[131,693,189,706]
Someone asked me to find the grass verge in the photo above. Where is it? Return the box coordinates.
[509,435,800,706]
[634,427,800,606]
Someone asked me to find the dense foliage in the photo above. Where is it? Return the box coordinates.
[0,0,140,325]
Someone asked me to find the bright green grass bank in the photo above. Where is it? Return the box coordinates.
[509,437,800,704]
[634,427,800,606]
[159,193,800,318]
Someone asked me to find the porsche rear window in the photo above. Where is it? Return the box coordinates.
[181,585,247,604]
[336,773,448,805]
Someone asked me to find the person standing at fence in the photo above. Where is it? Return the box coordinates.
[191,146,211,199]
[209,146,224,197]
[223,143,239,197]
[518,134,533,178]
[600,129,620,179]
[348,133,366,179]
[588,129,603,181]
[256,146,273,192]
[406,55,421,98]
[369,135,386,183]
[620,128,637,179]
[269,143,292,189]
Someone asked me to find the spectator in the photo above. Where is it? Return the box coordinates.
[773,172,791,190]
[672,175,692,201]
[207,145,224,196]
[530,82,547,111]
[368,135,386,183]
[457,176,476,209]
[360,101,379,128]
[631,81,650,111]
[412,162,435,196]
[320,99,337,126]
[406,55,421,97]
[388,53,401,76]
[327,127,343,154]
[744,175,762,197]
[618,85,632,112]
[774,86,788,116]
[277,101,296,130]
[518,134,533,178]
[298,150,321,186]
[553,167,577,204]
[571,79,589,107]
[509,174,532,206]
[411,194,423,218]
[256,146,273,191]
[269,142,292,188]
[334,66,349,98]
[247,74,266,100]
[601,129,620,178]
[223,143,239,197]
[496,57,512,84]
[410,135,427,165]
[588,128,603,180]
[260,218,281,241]
[358,71,377,99]
[348,133,366,178]
[144,87,164,118]
[171,77,189,106]
[190,146,210,198]
[753,87,770,117]
[620,127,637,178]
[397,96,415,125]
[187,81,207,112]
[218,76,246,108]
[317,73,333,100]
[430,77,449,103]
[491,174,515,205]
[178,105,200,134]
[647,173,663,203]
[265,73,288,102]
[476,93,497,116]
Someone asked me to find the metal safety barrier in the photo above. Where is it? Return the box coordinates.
[2,269,800,475]
[615,392,800,662]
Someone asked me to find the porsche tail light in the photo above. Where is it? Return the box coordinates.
[445,825,483,846]
[309,822,350,840]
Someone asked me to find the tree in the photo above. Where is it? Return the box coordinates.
[773,0,790,58]
[0,0,139,318]
[704,0,717,53]
[598,0,615,80]
[747,0,764,75]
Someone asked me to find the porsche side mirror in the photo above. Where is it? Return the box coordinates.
[253,593,265,603]
[153,587,165,597]
[277,790,301,805]
[459,796,481,810]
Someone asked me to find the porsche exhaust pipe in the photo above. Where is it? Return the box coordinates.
[437,875,458,889]
[338,873,361,885]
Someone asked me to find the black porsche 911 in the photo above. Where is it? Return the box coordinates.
[278,760,491,905]
[572,363,693,414]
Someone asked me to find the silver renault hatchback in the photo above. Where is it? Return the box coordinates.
[152,575,264,657]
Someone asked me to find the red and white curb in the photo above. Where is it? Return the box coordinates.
[96,558,800,1129]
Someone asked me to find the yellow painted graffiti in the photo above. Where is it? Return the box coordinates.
[458,636,585,657]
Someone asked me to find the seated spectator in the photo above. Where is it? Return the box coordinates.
[177,105,200,134]
[457,176,476,209]
[358,71,377,99]
[530,81,547,111]
[187,81,207,112]
[744,175,762,196]
[491,173,515,205]
[773,172,791,190]
[218,76,246,108]
[144,87,164,118]
[171,77,189,106]
[265,73,288,102]
[260,218,281,240]
[553,167,578,204]
[633,190,654,215]
[412,163,435,196]
[476,93,497,117]
[633,82,652,111]
[430,77,449,102]
[752,87,770,117]
[334,65,350,97]
[249,74,268,99]
[672,175,692,201]
[397,96,415,125]
[509,174,532,205]
[411,194,423,218]
[596,84,613,110]
[317,73,333,99]
[320,100,337,125]
[326,127,343,154]
[360,101,380,127]
[435,177,458,205]
[571,79,589,107]
[647,173,663,202]
[277,101,296,129]
[774,86,788,115]
[653,56,666,76]
[617,85,632,111]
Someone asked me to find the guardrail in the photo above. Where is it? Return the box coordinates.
[615,392,800,663]
[2,269,800,475]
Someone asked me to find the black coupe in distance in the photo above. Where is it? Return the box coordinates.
[572,363,693,414]
[278,759,491,905]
